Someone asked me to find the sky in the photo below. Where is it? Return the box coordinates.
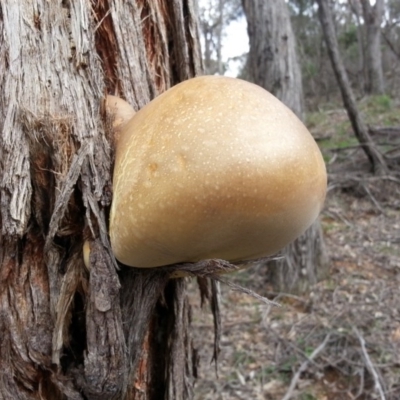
[198,0,249,77]
[221,16,249,77]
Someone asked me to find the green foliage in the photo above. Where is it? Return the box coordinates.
[337,122,349,137]
[324,279,337,291]
[230,267,253,285]
[360,95,400,126]
[303,60,317,79]
[254,365,276,382]
[280,356,297,373]
[232,350,256,367]
[305,346,315,357]
[306,110,329,129]
[319,135,357,151]
[361,94,393,114]
[373,95,392,111]
[339,25,358,50]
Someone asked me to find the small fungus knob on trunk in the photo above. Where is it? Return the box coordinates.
[109,76,327,268]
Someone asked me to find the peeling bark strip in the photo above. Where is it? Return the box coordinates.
[1,1,203,399]
[105,0,203,109]
[77,241,127,399]
[0,235,52,398]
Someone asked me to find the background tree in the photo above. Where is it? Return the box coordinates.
[286,0,400,106]
[348,0,367,93]
[242,0,304,118]
[361,0,386,94]
[316,0,388,175]
[241,0,328,294]
[0,1,203,399]
[382,0,400,62]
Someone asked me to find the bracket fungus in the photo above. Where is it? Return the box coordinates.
[109,76,327,269]
[106,95,136,144]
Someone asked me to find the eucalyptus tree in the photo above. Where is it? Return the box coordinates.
[0,1,203,399]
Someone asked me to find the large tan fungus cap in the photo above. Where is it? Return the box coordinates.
[110,76,327,268]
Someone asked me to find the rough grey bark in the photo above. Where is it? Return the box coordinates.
[0,1,202,399]
[361,0,386,94]
[266,223,328,294]
[317,0,388,175]
[242,0,304,119]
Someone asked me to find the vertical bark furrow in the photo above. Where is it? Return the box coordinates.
[0,4,32,236]
[138,0,171,93]
[52,250,84,366]
[0,1,115,398]
[78,240,127,399]
[109,0,154,109]
[120,271,170,399]
[0,236,53,399]
[92,0,120,94]
[165,280,193,400]
[185,0,204,77]
[169,1,193,82]
[166,0,203,83]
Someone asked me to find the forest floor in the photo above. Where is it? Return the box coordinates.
[190,96,400,400]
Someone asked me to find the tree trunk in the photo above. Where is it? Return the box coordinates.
[242,0,304,119]
[349,0,367,95]
[242,0,328,294]
[266,223,328,294]
[316,0,388,175]
[200,0,227,75]
[201,1,214,75]
[216,0,225,75]
[361,0,386,95]
[0,1,202,399]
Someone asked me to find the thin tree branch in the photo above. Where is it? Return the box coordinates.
[381,29,400,60]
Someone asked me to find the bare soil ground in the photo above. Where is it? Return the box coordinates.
[190,104,400,400]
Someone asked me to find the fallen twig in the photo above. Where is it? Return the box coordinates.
[280,333,331,400]
[214,275,281,307]
[361,183,386,214]
[353,326,386,400]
